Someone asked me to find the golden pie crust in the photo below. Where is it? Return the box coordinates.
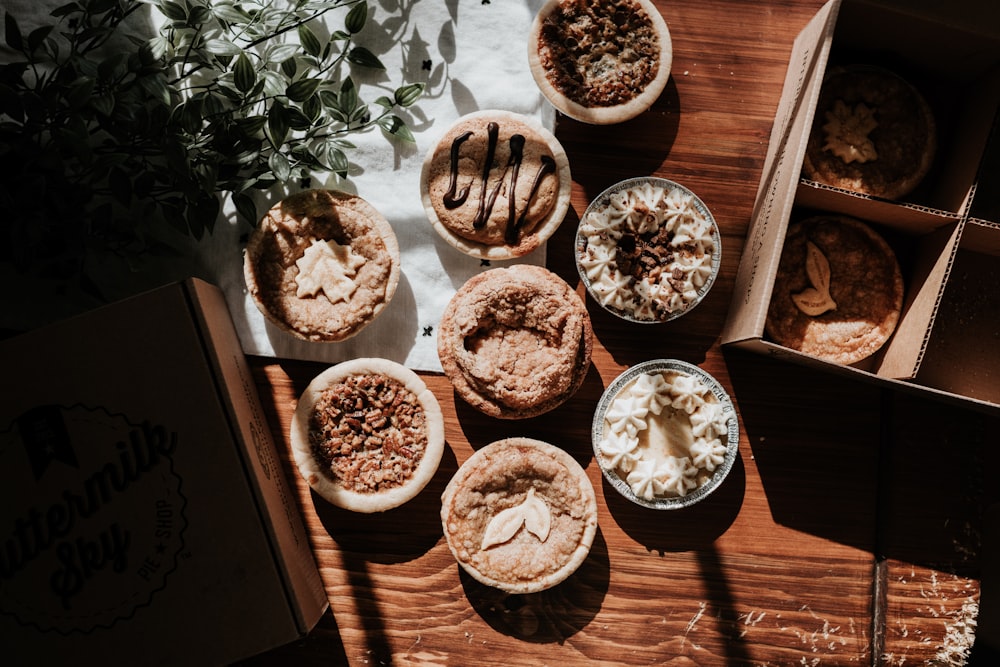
[437,265,593,419]
[803,65,936,200]
[765,215,904,365]
[290,357,445,513]
[244,189,400,342]
[420,110,571,260]
[441,437,598,594]
[528,0,673,125]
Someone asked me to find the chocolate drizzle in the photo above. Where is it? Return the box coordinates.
[443,121,557,244]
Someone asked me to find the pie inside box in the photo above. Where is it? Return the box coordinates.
[0,279,327,665]
[722,0,1000,415]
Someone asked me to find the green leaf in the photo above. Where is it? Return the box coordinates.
[4,13,23,52]
[374,95,393,110]
[27,25,53,54]
[347,46,383,70]
[268,43,300,64]
[266,101,289,147]
[205,39,242,56]
[268,151,291,182]
[344,3,367,34]
[234,52,255,93]
[322,142,349,177]
[233,192,257,224]
[297,24,321,57]
[137,72,173,106]
[211,3,249,23]
[141,36,169,64]
[285,77,319,103]
[394,82,424,108]
[158,1,188,22]
[379,115,415,142]
[339,76,358,112]
[108,166,131,205]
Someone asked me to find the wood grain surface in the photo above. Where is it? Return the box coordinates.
[240,1,999,664]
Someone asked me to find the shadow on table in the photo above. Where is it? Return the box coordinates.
[462,527,611,643]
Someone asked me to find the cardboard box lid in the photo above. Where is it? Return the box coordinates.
[722,0,841,346]
[0,279,326,665]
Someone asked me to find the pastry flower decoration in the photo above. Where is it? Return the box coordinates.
[295,238,367,302]
[481,488,551,549]
[822,99,879,164]
[792,240,838,317]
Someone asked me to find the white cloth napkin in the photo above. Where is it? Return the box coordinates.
[2,0,554,373]
[202,0,555,372]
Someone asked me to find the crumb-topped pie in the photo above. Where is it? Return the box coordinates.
[290,357,445,513]
[593,359,738,509]
[765,215,904,365]
[420,110,571,260]
[803,65,936,200]
[441,437,598,593]
[437,265,593,419]
[244,189,400,342]
[577,177,720,322]
[528,0,673,125]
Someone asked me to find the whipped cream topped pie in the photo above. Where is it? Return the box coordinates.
[593,360,738,509]
[244,189,400,342]
[803,65,937,200]
[420,110,572,259]
[290,358,445,513]
[765,215,904,365]
[441,437,598,593]
[577,177,719,322]
[438,265,593,419]
[528,0,672,124]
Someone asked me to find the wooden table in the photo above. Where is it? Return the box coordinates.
[241,1,999,664]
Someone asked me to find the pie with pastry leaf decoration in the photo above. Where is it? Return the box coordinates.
[765,215,904,365]
[528,0,673,125]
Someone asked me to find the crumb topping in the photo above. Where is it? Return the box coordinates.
[308,373,427,493]
[537,0,660,108]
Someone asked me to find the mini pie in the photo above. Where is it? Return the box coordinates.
[244,189,400,342]
[420,110,572,259]
[803,65,936,200]
[593,360,737,509]
[576,177,719,322]
[290,357,445,513]
[765,215,905,365]
[440,437,598,593]
[437,265,593,419]
[528,0,673,125]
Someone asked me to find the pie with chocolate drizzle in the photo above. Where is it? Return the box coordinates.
[528,0,673,125]
[765,215,904,365]
[420,110,571,259]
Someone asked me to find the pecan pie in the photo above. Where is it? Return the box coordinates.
[765,215,904,365]
[437,265,593,419]
[244,189,400,342]
[440,437,598,593]
[528,0,673,124]
[803,65,936,200]
[420,110,571,259]
[290,358,445,513]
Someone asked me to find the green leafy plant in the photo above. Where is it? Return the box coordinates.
[0,0,423,296]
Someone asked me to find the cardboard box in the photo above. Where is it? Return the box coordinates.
[0,279,327,665]
[722,0,1000,415]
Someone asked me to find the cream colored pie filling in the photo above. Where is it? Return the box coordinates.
[597,370,730,500]
[308,373,427,493]
[579,181,716,320]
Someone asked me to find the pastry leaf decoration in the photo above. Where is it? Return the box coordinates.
[822,100,879,164]
[481,488,551,550]
[792,241,838,316]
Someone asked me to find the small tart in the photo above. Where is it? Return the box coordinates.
[592,359,738,510]
[765,215,905,365]
[441,437,598,594]
[420,110,572,260]
[576,177,720,322]
[803,65,936,200]
[437,265,593,419]
[528,0,673,125]
[244,189,400,342]
[290,357,445,513]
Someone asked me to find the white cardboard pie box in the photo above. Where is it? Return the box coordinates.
[0,278,327,665]
[721,0,1000,416]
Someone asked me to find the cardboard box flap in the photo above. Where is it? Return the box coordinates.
[722,0,841,344]
[873,221,962,379]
